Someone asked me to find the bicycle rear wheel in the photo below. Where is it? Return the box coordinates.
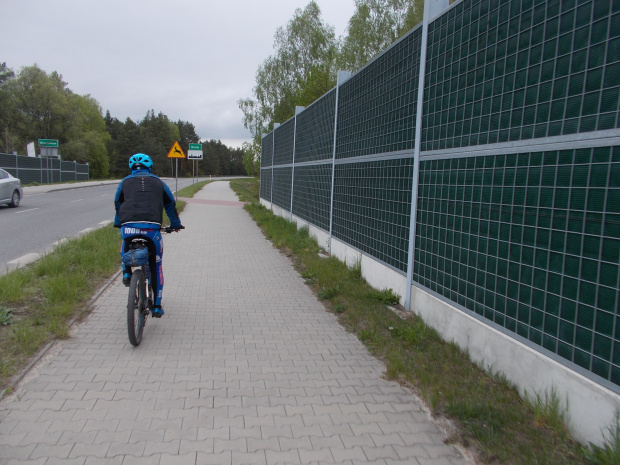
[127,269,146,346]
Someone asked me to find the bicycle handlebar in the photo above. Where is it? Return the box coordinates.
[162,225,185,234]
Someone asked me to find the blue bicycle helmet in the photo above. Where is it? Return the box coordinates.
[128,153,153,171]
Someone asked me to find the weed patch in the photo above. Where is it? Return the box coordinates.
[301,269,318,285]
[366,288,400,305]
[229,178,259,202]
[584,414,620,464]
[525,389,570,439]
[349,256,363,281]
[0,307,13,326]
[318,285,341,301]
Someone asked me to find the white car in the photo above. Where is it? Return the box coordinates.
[0,168,23,207]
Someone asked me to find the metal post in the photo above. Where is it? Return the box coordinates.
[328,71,351,255]
[405,0,448,311]
[271,126,279,210]
[290,106,305,221]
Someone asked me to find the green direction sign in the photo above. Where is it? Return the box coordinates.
[38,139,59,148]
[188,143,203,160]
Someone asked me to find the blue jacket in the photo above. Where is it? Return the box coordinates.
[114,169,182,229]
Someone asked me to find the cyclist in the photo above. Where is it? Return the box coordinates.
[113,153,183,318]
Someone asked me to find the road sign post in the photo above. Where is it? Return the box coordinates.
[188,143,202,184]
[38,139,59,182]
[167,141,186,201]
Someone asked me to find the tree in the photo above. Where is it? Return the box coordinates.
[177,120,199,147]
[60,92,111,177]
[4,65,69,148]
[189,139,247,177]
[338,0,423,73]
[0,64,110,176]
[138,110,180,177]
[0,62,16,153]
[62,131,109,178]
[239,1,338,166]
[105,115,143,178]
[270,0,338,119]
[242,140,260,177]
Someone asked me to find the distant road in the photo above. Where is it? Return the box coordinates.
[0,177,217,275]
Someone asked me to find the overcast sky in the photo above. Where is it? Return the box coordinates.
[1,0,356,148]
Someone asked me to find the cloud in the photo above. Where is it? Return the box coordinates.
[1,0,355,147]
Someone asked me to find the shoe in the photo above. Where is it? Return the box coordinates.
[122,272,132,287]
[152,306,164,318]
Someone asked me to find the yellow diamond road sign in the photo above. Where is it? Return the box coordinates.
[167,141,186,159]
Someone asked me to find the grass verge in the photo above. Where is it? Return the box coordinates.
[229,178,593,465]
[0,180,209,394]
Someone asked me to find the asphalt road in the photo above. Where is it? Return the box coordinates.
[0,177,209,275]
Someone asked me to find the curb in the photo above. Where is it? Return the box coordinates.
[0,269,122,403]
[23,180,120,195]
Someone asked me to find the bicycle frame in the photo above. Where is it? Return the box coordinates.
[124,226,183,346]
[126,238,153,346]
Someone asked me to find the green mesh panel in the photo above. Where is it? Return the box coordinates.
[336,28,423,159]
[414,146,620,384]
[422,0,620,151]
[292,164,333,231]
[259,167,272,202]
[273,119,295,166]
[261,133,273,168]
[272,167,292,210]
[333,158,414,271]
[260,134,274,202]
[296,89,336,163]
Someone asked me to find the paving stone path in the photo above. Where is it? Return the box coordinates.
[0,181,471,465]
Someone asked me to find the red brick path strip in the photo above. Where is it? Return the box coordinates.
[178,197,245,207]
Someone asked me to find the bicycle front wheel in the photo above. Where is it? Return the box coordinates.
[127,269,146,346]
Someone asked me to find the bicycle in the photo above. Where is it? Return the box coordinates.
[124,226,184,346]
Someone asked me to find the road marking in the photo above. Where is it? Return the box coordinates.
[99,220,112,226]
[15,208,39,214]
[71,199,84,203]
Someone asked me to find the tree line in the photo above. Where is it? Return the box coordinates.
[239,0,424,175]
[104,110,244,179]
[0,63,246,179]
